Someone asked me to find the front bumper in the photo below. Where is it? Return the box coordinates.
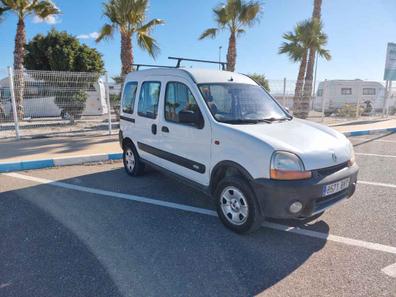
[252,163,359,219]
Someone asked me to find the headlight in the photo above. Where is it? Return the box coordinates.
[270,151,312,180]
[348,142,356,166]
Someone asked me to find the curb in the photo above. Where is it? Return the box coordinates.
[0,152,123,173]
[342,127,396,137]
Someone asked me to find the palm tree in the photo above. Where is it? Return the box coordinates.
[279,19,330,118]
[199,0,262,72]
[302,0,323,117]
[0,0,60,119]
[96,0,164,77]
[279,20,311,115]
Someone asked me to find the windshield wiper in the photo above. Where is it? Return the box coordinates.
[221,119,263,124]
[261,117,290,122]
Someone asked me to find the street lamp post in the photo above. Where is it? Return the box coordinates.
[218,46,222,70]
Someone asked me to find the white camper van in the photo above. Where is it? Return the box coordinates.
[313,80,387,115]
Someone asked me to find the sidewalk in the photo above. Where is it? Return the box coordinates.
[0,119,395,171]
[0,135,121,163]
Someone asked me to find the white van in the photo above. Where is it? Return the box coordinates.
[118,64,358,233]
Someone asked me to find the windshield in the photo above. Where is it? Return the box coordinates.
[198,83,289,124]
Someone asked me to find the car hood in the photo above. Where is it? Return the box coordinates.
[226,118,351,170]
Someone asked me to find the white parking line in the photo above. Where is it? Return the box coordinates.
[4,172,396,260]
[356,153,396,158]
[358,180,396,189]
[382,262,396,278]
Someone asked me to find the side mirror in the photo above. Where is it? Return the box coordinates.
[178,110,204,129]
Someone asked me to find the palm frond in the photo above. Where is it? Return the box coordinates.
[96,24,114,42]
[199,28,218,40]
[136,30,160,58]
[31,0,60,18]
[137,18,164,33]
[239,1,261,26]
[236,28,245,36]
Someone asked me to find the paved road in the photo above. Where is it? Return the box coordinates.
[1,133,396,297]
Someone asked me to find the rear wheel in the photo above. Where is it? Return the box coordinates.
[123,142,145,176]
[215,177,262,234]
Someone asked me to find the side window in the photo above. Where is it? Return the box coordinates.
[121,82,138,114]
[138,81,161,119]
[165,82,200,123]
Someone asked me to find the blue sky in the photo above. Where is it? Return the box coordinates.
[0,0,395,81]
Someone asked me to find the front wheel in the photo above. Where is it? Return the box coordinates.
[215,177,263,234]
[123,142,145,176]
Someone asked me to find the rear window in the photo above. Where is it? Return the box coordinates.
[138,81,161,119]
[121,82,138,114]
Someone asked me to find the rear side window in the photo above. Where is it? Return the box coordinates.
[165,82,200,123]
[138,81,161,119]
[121,82,138,114]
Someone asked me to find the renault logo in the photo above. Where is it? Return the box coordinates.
[332,152,337,162]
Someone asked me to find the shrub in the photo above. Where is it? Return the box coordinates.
[57,90,87,123]
[336,104,364,118]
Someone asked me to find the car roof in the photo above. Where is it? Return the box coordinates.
[125,68,257,85]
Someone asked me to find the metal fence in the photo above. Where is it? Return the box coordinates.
[268,79,395,125]
[1,68,395,140]
[0,68,118,140]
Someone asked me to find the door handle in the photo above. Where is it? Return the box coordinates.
[151,124,157,135]
[161,126,169,133]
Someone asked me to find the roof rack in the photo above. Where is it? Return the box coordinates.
[168,56,228,70]
[131,64,175,71]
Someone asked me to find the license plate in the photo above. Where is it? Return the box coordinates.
[322,178,350,197]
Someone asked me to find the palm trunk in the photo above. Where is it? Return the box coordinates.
[226,31,237,72]
[312,0,322,20]
[301,47,316,118]
[293,50,308,118]
[120,32,133,77]
[13,17,26,120]
[300,0,323,119]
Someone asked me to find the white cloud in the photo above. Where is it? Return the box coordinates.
[77,32,99,40]
[32,15,61,25]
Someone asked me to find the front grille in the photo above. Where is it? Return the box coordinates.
[316,162,348,176]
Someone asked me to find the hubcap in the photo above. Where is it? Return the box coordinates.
[220,186,249,226]
[125,148,135,172]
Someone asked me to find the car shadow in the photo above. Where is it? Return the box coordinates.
[1,168,330,297]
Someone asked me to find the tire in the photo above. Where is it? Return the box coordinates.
[122,142,145,176]
[215,176,263,234]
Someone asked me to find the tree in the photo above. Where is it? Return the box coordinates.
[247,73,270,91]
[96,0,164,77]
[302,0,323,118]
[279,19,330,118]
[0,0,60,119]
[279,20,311,116]
[199,0,262,72]
[24,30,105,122]
[25,29,104,73]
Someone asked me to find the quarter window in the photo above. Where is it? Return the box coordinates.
[363,88,376,95]
[121,82,138,114]
[341,88,352,95]
[138,81,161,118]
[165,82,200,123]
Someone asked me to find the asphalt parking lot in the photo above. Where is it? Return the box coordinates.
[1,133,396,297]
